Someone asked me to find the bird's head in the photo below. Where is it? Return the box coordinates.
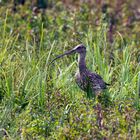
[49,44,86,65]
[72,44,86,54]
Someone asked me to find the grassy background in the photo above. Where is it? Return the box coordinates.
[0,1,140,139]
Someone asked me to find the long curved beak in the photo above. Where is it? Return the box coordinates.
[49,48,76,65]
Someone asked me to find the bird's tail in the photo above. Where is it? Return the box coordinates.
[105,82,111,86]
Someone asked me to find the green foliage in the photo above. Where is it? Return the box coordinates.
[0,1,140,139]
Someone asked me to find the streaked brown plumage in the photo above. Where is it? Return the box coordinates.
[50,44,109,96]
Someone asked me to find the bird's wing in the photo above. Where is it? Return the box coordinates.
[87,71,107,90]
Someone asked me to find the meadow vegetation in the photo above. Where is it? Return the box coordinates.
[0,1,140,139]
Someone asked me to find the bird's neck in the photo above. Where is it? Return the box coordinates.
[78,53,87,73]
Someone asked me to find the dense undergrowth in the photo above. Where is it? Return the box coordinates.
[0,1,140,139]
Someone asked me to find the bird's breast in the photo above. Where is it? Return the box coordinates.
[75,71,89,92]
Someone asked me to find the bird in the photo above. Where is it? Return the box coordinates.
[50,44,110,97]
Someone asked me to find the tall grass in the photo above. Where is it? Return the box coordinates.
[0,3,140,139]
